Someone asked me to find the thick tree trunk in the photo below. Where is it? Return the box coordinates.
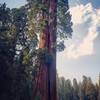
[38,1,49,99]
[48,0,57,100]
[37,0,57,100]
[38,31,48,100]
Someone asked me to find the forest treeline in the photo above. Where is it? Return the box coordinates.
[57,75,100,100]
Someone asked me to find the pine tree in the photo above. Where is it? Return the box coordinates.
[81,76,88,100]
[11,6,34,100]
[73,78,79,100]
[86,77,97,100]
[97,74,100,100]
[78,82,84,100]
[0,3,15,100]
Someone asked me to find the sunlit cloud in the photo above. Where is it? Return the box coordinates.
[61,3,100,59]
[70,3,93,25]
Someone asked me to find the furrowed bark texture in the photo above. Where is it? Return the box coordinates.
[48,0,57,100]
[36,0,57,100]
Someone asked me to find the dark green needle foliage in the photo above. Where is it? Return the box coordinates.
[57,0,73,51]
[0,3,15,100]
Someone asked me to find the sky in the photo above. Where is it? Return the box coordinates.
[0,0,27,8]
[57,0,100,82]
[0,0,100,82]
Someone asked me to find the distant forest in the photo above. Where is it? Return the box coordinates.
[57,75,100,100]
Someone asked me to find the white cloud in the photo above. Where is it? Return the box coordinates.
[70,3,93,25]
[60,3,100,59]
[70,4,84,25]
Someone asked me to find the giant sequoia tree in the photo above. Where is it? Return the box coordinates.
[0,0,72,100]
[26,0,72,100]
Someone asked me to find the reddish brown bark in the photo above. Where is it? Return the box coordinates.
[34,1,49,100]
[33,0,57,100]
[48,0,57,100]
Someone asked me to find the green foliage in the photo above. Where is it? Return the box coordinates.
[0,3,16,100]
[27,0,73,52]
[0,3,13,40]
[22,49,31,64]
[57,0,73,51]
[27,0,48,35]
